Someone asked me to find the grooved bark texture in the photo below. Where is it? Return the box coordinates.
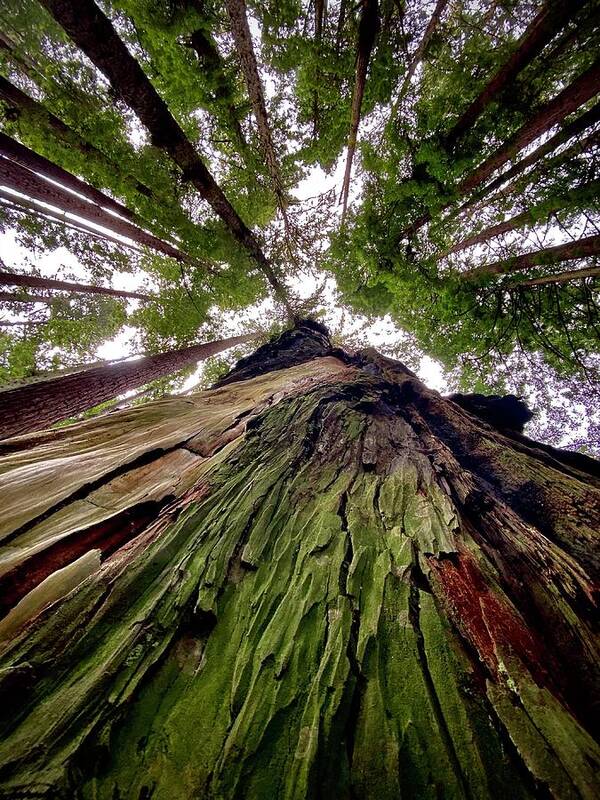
[0,323,598,799]
[0,333,254,439]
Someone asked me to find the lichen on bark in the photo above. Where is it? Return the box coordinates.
[0,323,598,799]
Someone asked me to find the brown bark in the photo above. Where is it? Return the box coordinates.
[462,232,600,280]
[0,132,140,223]
[0,270,154,302]
[459,57,600,195]
[0,322,598,799]
[340,0,379,218]
[400,63,600,240]
[394,0,449,106]
[0,290,55,305]
[452,105,600,221]
[0,76,155,200]
[442,178,600,257]
[38,0,292,314]
[0,332,257,440]
[0,188,147,256]
[224,0,287,209]
[512,263,600,287]
[444,0,586,148]
[0,156,194,264]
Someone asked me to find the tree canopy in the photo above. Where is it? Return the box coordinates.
[0,0,599,449]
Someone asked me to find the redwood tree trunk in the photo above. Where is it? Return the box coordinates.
[0,333,255,439]
[0,156,191,264]
[444,0,585,148]
[0,321,598,799]
[0,269,154,301]
[39,0,292,313]
[462,232,600,279]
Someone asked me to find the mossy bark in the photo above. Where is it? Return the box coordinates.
[0,322,598,799]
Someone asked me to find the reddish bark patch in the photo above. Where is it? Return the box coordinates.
[0,501,163,618]
[428,550,553,689]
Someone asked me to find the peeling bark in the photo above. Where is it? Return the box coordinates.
[0,322,598,799]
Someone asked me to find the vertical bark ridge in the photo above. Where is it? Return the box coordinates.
[0,326,597,799]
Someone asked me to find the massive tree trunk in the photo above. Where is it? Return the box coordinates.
[0,333,255,440]
[0,321,598,799]
[0,269,154,302]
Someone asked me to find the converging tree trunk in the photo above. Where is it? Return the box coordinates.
[0,321,598,799]
[0,133,140,222]
[0,332,255,440]
[39,0,293,313]
[513,263,600,287]
[340,0,379,218]
[444,0,585,149]
[462,232,600,280]
[0,269,154,302]
[442,179,600,257]
[0,156,193,265]
[225,0,287,211]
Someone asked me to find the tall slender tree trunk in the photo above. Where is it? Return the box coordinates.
[0,133,139,221]
[512,263,600,287]
[340,0,379,218]
[187,28,249,154]
[444,0,586,148]
[391,0,449,110]
[462,232,600,280]
[225,0,287,211]
[38,0,293,314]
[0,269,154,301]
[0,321,598,799]
[0,188,150,256]
[0,76,155,200]
[441,179,600,257]
[399,61,600,240]
[450,114,600,225]
[0,156,192,265]
[459,57,600,195]
[0,333,256,440]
